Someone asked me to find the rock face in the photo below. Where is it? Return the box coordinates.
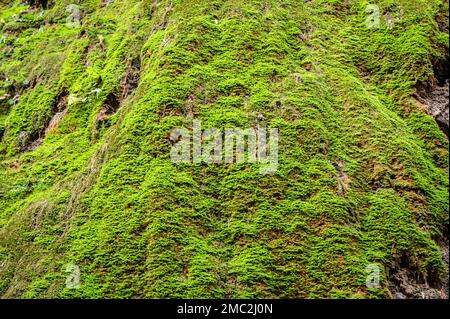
[389,264,448,299]
[415,80,449,136]
[388,236,449,300]
[0,0,448,299]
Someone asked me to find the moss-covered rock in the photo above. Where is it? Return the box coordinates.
[0,0,448,299]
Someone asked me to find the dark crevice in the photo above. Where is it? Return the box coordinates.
[103,92,120,115]
[92,58,141,139]
[414,57,449,137]
[436,1,449,34]
[93,92,121,140]
[52,87,69,114]
[120,58,141,100]
[18,88,68,152]
[18,129,41,153]
[388,253,447,299]
[432,56,449,87]
[25,0,48,10]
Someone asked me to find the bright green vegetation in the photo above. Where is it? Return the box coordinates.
[0,0,448,299]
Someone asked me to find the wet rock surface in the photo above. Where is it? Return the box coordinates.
[414,80,449,136]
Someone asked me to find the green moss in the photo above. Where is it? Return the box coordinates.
[0,0,448,299]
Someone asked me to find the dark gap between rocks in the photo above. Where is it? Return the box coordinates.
[94,58,141,136]
[19,87,68,152]
[25,0,48,10]
[120,58,141,100]
[414,57,449,137]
